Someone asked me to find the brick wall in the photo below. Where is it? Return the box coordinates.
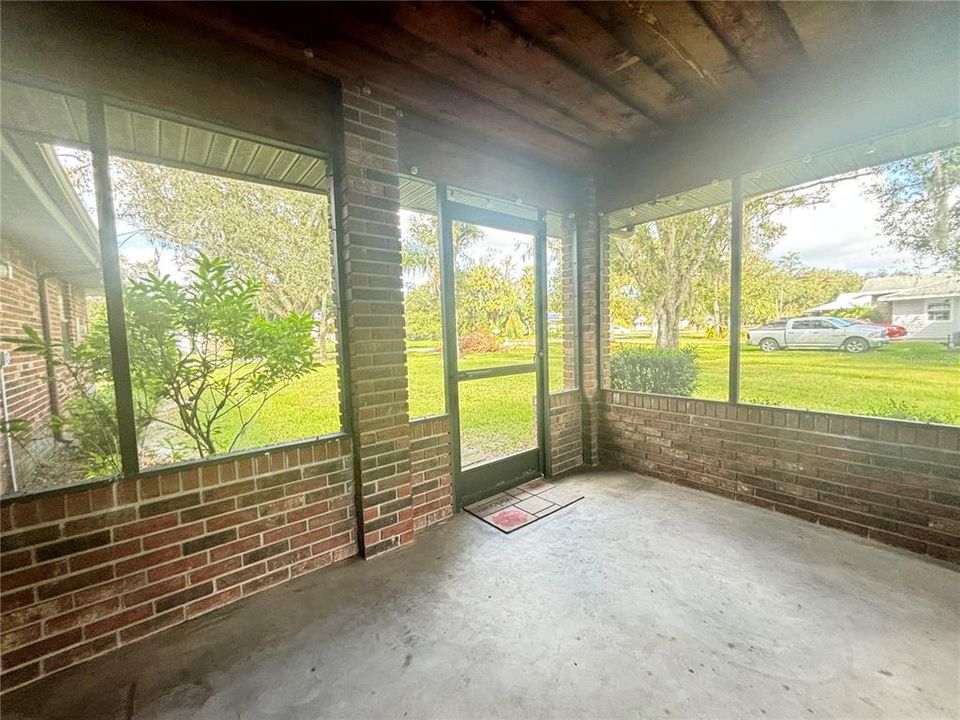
[410,416,453,531]
[577,177,604,466]
[599,390,960,563]
[549,391,583,476]
[559,214,578,392]
[1,243,50,442]
[336,86,415,558]
[0,240,90,492]
[0,435,355,692]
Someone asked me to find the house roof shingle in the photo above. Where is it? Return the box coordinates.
[880,276,960,301]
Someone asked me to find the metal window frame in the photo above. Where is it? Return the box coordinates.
[728,175,744,405]
[600,178,745,406]
[396,177,449,422]
[26,84,350,485]
[86,96,139,477]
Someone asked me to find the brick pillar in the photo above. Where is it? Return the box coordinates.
[561,214,578,391]
[577,176,604,466]
[336,87,414,558]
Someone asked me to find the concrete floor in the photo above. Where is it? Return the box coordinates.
[4,469,958,720]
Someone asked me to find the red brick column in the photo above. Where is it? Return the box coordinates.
[335,87,414,558]
[560,214,578,391]
[577,176,605,466]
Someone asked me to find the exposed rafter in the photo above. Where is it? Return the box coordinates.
[479,3,682,127]
[690,1,808,81]
[153,2,596,170]
[311,4,606,148]
[378,2,658,139]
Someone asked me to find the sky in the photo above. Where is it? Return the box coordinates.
[765,173,915,275]
[399,209,537,286]
[124,183,914,284]
[59,147,928,282]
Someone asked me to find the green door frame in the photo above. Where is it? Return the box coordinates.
[437,185,550,509]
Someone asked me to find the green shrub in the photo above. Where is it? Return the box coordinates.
[741,395,783,407]
[610,346,698,396]
[867,399,958,425]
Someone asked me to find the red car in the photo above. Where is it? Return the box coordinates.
[845,318,907,338]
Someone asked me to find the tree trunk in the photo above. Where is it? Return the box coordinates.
[654,303,680,350]
[317,294,329,365]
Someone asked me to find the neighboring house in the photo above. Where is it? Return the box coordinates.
[857,275,935,304]
[880,276,960,341]
[810,274,960,341]
[0,134,101,493]
[808,275,940,313]
[807,291,875,313]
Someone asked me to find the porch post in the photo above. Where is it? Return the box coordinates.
[335,85,414,558]
[577,176,604,466]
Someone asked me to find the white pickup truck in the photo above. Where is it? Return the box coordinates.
[746,316,890,353]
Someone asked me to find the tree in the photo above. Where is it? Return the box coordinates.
[401,213,483,294]
[76,157,338,364]
[868,147,960,271]
[5,256,315,473]
[738,250,862,326]
[2,309,153,478]
[455,263,517,339]
[610,183,838,349]
[403,283,443,340]
[546,235,565,336]
[401,213,488,349]
[400,212,539,351]
[124,255,316,457]
[610,204,730,349]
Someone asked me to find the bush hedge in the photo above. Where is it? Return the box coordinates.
[610,346,698,396]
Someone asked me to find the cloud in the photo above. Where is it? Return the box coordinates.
[769,174,927,274]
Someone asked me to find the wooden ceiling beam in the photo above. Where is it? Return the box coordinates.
[576,1,716,101]
[375,2,656,143]
[316,4,610,148]
[488,1,691,125]
[597,1,959,212]
[158,3,595,169]
[576,1,755,105]
[690,1,808,81]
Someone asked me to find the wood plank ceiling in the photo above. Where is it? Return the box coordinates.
[163,2,951,176]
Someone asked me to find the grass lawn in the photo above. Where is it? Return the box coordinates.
[614,336,960,423]
[215,342,568,462]
[194,337,959,465]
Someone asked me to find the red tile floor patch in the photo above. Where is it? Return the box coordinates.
[464,480,583,533]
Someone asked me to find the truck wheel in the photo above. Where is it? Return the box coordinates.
[759,338,780,352]
[843,337,869,353]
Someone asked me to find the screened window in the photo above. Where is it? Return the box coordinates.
[398,176,445,419]
[103,107,341,470]
[1,82,120,494]
[740,146,959,425]
[547,212,578,393]
[606,181,732,400]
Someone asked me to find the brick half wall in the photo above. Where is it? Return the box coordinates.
[599,390,960,564]
[410,416,453,531]
[0,435,355,692]
[549,391,583,476]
